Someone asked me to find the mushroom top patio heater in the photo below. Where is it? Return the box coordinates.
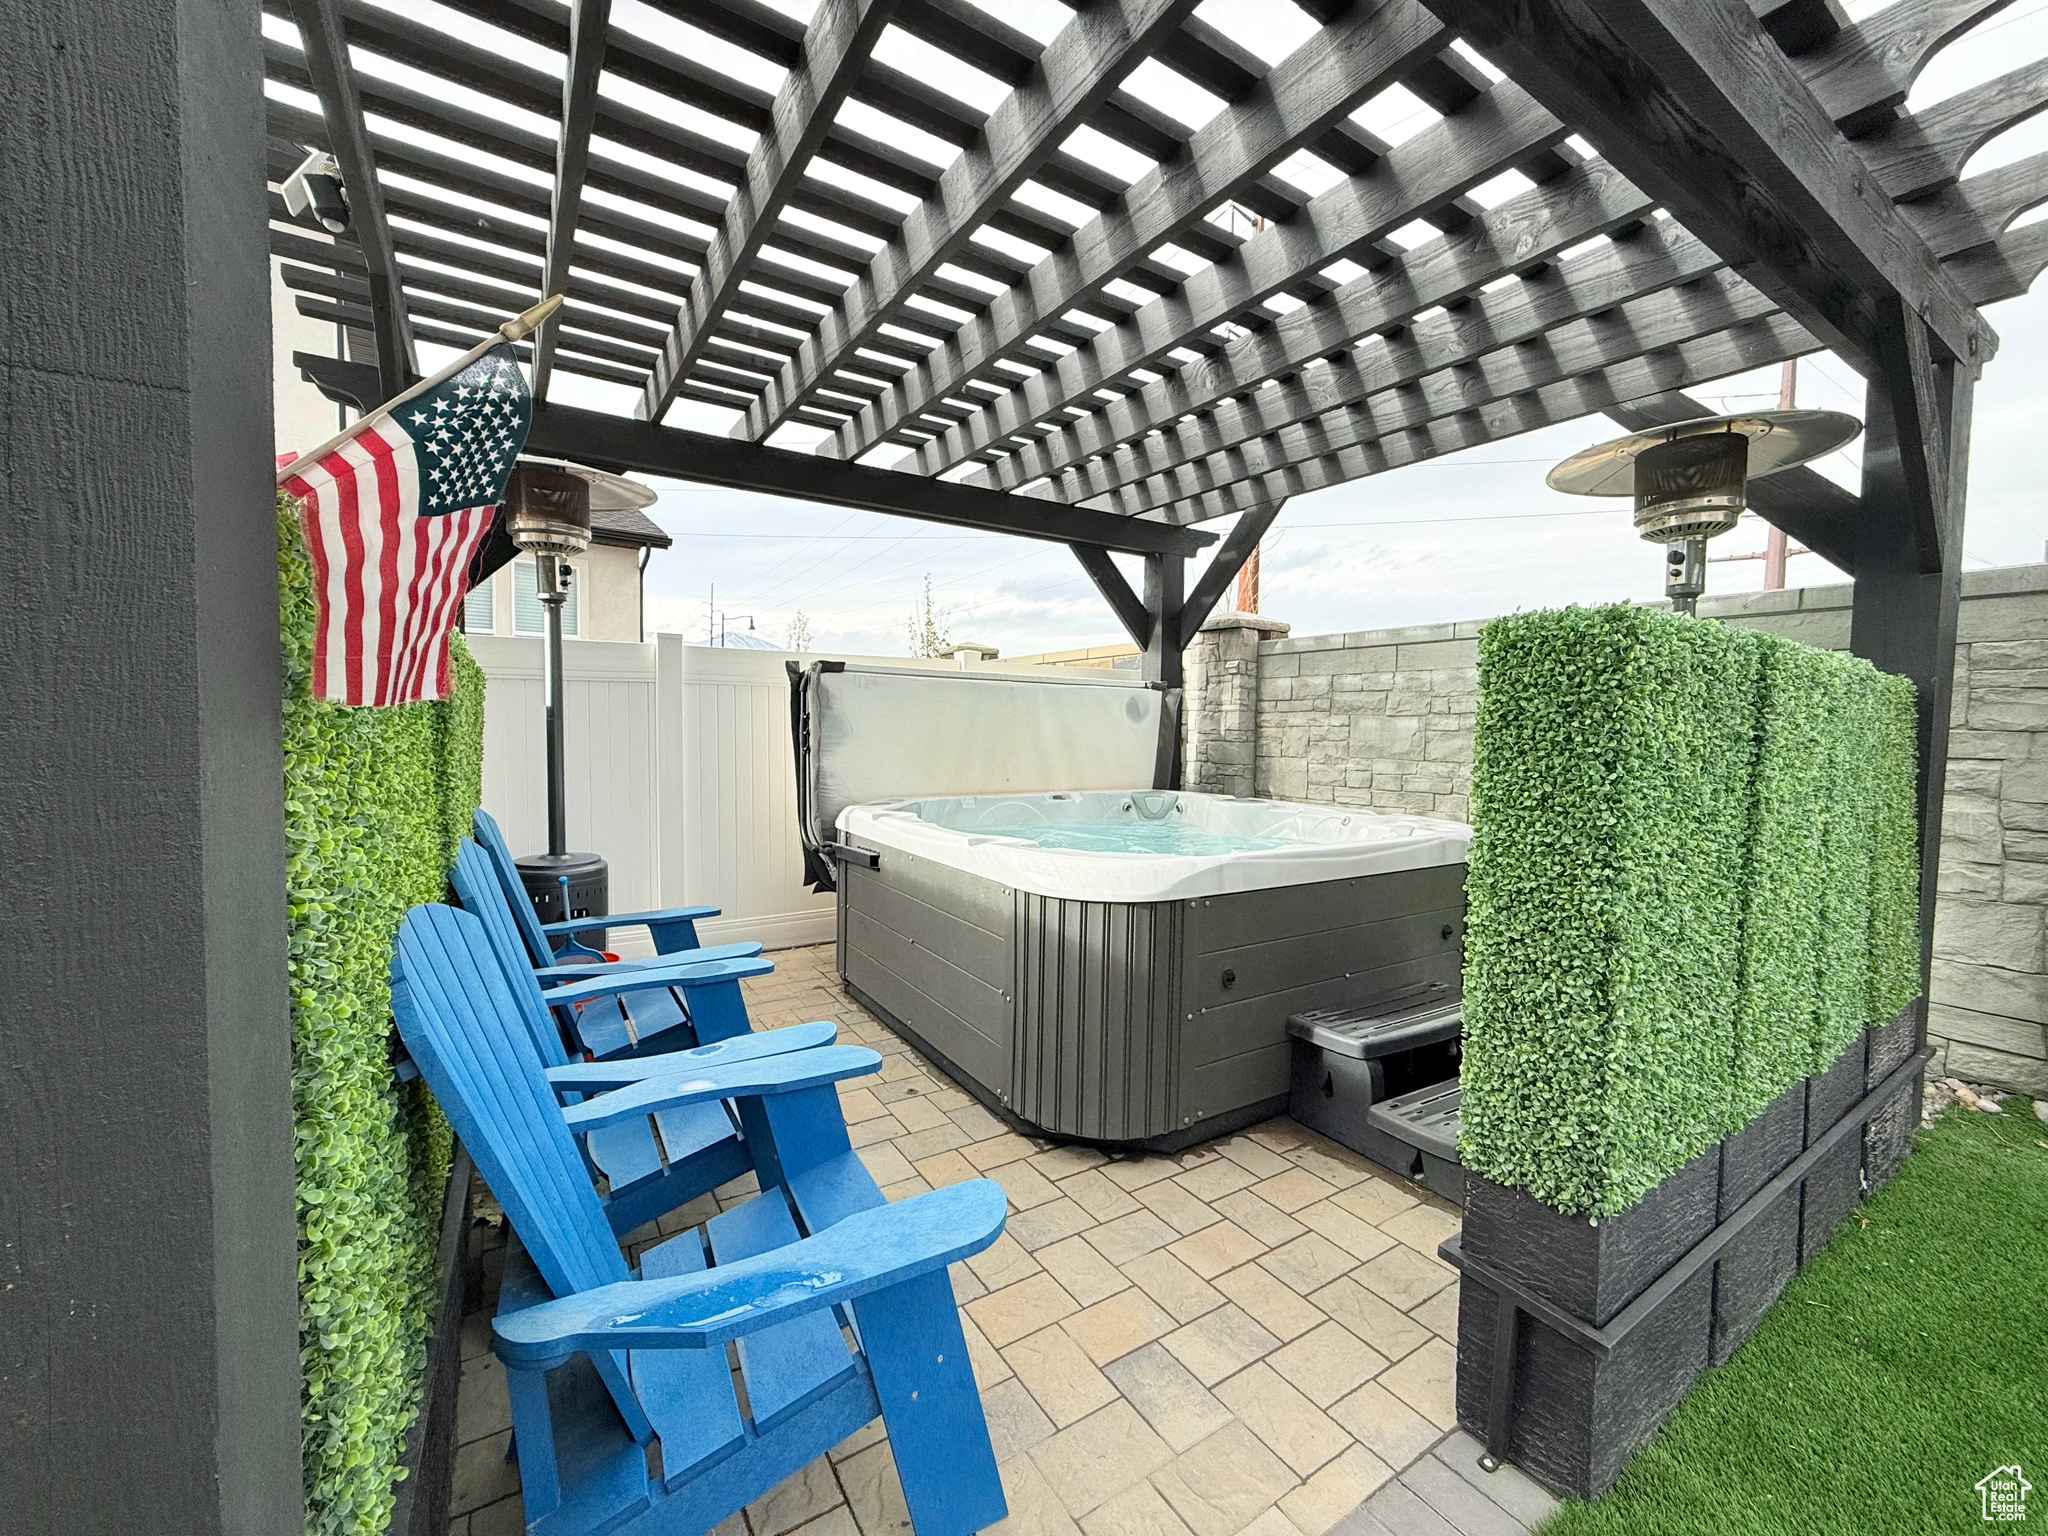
[503,457,657,952]
[1547,409,1861,614]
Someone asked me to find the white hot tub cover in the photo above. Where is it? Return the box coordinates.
[838,789,1471,903]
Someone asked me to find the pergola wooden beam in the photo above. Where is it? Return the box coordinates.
[532,0,611,403]
[1419,0,1997,376]
[1177,503,1286,650]
[637,0,901,423]
[739,0,1207,441]
[1144,310,1819,523]
[972,159,1656,494]
[520,404,1216,557]
[1045,213,1723,509]
[1106,263,1777,517]
[286,0,415,398]
[820,0,1452,462]
[908,75,1573,476]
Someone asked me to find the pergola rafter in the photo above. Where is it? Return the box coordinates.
[262,0,2048,695]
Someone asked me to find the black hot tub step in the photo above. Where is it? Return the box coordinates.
[1367,1078,1465,1205]
[1286,984,1462,1059]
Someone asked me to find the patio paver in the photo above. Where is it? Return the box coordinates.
[447,943,1470,1536]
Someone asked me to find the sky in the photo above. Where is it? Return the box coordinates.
[384,0,2048,660]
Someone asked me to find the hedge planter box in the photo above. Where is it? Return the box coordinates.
[1447,1007,1927,1501]
[383,1148,477,1536]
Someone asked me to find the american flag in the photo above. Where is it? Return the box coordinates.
[283,343,533,706]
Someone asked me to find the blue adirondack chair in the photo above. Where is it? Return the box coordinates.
[473,807,723,960]
[444,845,826,1234]
[392,903,1009,1536]
[450,841,756,1061]
[462,816,763,1055]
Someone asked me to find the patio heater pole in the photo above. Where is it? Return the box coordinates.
[538,550,570,858]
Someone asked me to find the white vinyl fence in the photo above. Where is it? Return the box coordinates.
[470,634,998,954]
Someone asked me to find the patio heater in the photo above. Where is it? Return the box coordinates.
[503,457,658,951]
[1547,409,1861,614]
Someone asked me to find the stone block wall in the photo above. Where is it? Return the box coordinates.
[1181,567,2048,1095]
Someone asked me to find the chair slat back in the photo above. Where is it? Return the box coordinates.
[472,808,555,968]
[449,839,573,1068]
[391,904,630,1306]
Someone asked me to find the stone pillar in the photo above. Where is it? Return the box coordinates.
[1185,611,1290,797]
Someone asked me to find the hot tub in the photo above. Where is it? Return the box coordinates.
[833,789,1470,1148]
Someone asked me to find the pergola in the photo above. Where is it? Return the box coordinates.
[268,0,2048,705]
[10,0,2048,1528]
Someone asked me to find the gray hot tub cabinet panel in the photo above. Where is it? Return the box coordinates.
[1014,894,1181,1142]
[836,855,1014,1099]
[838,847,1467,1145]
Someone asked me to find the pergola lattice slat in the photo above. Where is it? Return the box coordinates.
[637,0,902,421]
[817,0,1453,462]
[972,159,1654,495]
[736,0,1209,441]
[532,0,612,401]
[908,75,1575,476]
[1419,0,1995,374]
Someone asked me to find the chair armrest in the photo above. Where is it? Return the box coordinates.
[493,1180,1006,1364]
[541,955,773,1008]
[560,1044,880,1132]
[544,1020,838,1090]
[541,903,720,935]
[534,940,762,982]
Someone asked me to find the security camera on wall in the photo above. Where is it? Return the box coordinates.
[282,150,350,234]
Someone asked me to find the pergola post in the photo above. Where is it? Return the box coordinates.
[1849,324,1979,1014]
[1,1,304,1530]
[1141,552,1187,691]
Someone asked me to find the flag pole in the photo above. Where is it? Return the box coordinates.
[276,294,564,486]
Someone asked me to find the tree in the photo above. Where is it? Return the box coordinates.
[786,610,814,652]
[906,574,951,658]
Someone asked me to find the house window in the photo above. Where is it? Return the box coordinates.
[514,557,579,637]
[462,582,495,635]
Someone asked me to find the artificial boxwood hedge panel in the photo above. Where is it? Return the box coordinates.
[1730,634,1833,1113]
[278,498,484,1534]
[1868,674,1922,1023]
[1459,605,1760,1217]
[1461,605,1920,1218]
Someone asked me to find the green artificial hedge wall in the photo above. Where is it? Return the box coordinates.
[1459,604,1920,1217]
[278,497,485,1534]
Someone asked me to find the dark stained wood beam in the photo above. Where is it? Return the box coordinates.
[741,0,1207,441]
[638,0,901,422]
[1849,359,1977,990]
[1070,545,1152,648]
[1605,391,1859,572]
[1104,263,1778,517]
[1177,503,1285,650]
[821,0,1450,462]
[286,0,415,399]
[520,404,1215,556]
[1047,217,1726,508]
[1145,309,1820,522]
[1142,551,1187,689]
[974,159,1656,494]
[909,75,1573,475]
[533,0,611,403]
[1418,0,1997,376]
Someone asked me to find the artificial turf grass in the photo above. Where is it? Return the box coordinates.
[1538,1106,2048,1535]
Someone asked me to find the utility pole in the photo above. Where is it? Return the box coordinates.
[1764,361,1796,591]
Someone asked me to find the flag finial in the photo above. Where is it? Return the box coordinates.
[502,294,565,343]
